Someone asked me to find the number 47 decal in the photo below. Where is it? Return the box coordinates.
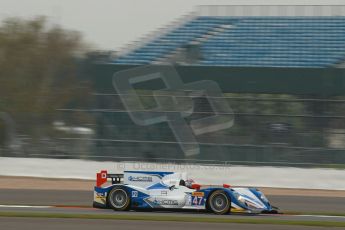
[192,196,204,206]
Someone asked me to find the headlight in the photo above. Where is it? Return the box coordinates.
[260,193,268,202]
[233,192,246,204]
[237,195,245,203]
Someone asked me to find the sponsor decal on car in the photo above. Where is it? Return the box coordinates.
[132,191,138,198]
[128,176,153,182]
[192,192,204,197]
[94,192,107,204]
[95,192,105,198]
[153,199,179,206]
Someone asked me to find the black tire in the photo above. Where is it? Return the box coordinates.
[207,190,231,215]
[107,187,131,211]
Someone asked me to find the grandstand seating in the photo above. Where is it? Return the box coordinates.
[113,16,345,67]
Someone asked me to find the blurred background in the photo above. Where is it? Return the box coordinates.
[1,1,345,168]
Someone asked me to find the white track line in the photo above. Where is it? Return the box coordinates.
[260,213,345,219]
[291,214,345,219]
[0,205,52,208]
[0,205,344,220]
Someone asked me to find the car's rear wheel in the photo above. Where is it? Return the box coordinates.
[208,190,230,215]
[107,187,130,211]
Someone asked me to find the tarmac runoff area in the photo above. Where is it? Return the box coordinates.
[0,176,344,229]
[1,217,343,230]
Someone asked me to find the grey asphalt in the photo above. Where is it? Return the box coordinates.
[1,189,344,213]
[0,206,345,222]
[0,217,332,230]
[0,188,345,229]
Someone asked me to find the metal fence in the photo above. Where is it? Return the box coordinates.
[2,64,345,167]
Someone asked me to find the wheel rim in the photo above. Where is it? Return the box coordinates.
[210,193,228,212]
[110,189,128,209]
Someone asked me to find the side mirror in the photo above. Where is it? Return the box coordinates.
[169,185,176,191]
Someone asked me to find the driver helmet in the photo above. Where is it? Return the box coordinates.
[185,178,195,188]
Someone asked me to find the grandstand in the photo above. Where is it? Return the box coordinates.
[113,5,345,68]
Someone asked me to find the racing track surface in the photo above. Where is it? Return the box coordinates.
[0,189,344,213]
[0,205,344,222]
[0,188,344,230]
[0,217,340,230]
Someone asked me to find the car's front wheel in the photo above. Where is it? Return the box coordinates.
[107,187,130,211]
[208,190,231,215]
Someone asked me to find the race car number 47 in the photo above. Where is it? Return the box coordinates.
[192,196,204,206]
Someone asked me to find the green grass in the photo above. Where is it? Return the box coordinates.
[283,211,345,217]
[0,211,344,228]
[314,164,345,170]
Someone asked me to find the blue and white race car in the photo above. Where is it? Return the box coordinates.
[93,170,278,215]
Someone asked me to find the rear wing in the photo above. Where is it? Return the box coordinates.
[96,170,123,187]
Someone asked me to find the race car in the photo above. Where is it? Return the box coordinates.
[93,170,278,215]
